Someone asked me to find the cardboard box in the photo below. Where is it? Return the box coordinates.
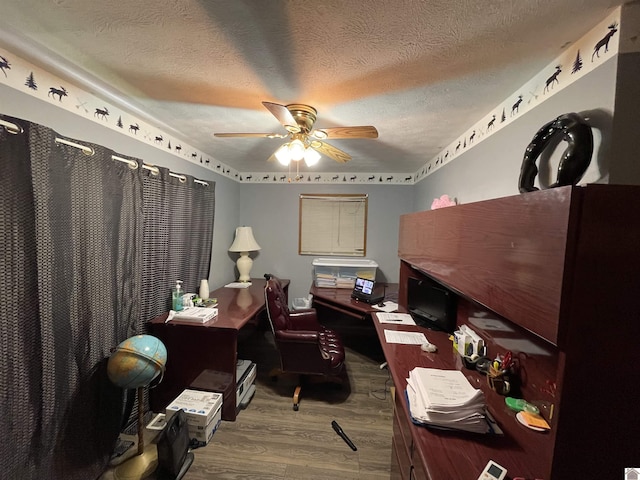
[165,389,223,429]
[189,403,221,444]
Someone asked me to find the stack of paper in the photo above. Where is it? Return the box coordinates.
[315,273,337,287]
[335,277,356,288]
[406,367,489,434]
[172,307,218,323]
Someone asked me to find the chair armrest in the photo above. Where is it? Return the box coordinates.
[289,309,320,330]
[275,330,319,343]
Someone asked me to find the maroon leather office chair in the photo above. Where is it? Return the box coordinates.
[264,275,345,410]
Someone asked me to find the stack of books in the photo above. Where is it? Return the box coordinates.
[406,367,489,434]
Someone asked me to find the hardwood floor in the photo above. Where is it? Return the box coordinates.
[183,330,394,480]
[102,327,394,480]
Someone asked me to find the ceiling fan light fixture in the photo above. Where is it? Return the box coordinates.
[275,143,292,166]
[312,130,328,139]
[304,147,321,167]
[289,139,305,161]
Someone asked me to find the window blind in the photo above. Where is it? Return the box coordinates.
[299,194,367,256]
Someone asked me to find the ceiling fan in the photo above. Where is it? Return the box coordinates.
[214,102,378,165]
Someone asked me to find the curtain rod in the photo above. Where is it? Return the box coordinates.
[0,119,208,186]
[111,155,208,186]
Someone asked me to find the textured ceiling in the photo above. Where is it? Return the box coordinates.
[0,0,625,175]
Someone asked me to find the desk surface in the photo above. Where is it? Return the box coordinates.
[373,315,548,480]
[151,278,288,330]
[310,283,398,316]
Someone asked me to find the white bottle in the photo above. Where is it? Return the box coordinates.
[199,279,210,300]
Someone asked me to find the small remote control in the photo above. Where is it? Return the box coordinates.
[477,460,507,480]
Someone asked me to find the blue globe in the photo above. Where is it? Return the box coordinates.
[107,335,167,390]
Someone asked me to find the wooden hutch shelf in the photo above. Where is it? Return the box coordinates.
[383,185,640,479]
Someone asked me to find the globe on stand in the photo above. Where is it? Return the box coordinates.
[107,335,167,480]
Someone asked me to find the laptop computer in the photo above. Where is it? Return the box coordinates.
[351,277,385,304]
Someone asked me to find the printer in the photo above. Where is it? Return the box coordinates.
[236,359,256,409]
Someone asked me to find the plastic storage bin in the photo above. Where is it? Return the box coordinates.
[312,257,378,288]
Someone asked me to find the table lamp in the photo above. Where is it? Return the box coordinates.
[228,226,261,282]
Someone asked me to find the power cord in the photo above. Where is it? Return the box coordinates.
[371,367,392,401]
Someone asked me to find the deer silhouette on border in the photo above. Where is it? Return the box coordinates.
[592,22,618,61]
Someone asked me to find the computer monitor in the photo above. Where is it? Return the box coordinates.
[407,276,457,332]
[351,277,384,304]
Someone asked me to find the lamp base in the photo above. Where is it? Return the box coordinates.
[236,252,253,282]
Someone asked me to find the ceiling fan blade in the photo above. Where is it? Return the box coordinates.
[312,141,352,163]
[262,102,300,133]
[312,126,378,139]
[214,132,288,138]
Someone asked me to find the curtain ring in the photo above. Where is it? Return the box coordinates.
[55,137,95,156]
[112,155,139,170]
[0,119,23,135]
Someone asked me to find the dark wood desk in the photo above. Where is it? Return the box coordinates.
[148,278,289,421]
[309,283,399,321]
[310,283,399,361]
[388,185,640,479]
[373,313,552,480]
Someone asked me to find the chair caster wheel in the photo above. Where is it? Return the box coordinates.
[293,404,299,411]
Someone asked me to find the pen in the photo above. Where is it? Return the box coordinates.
[331,420,357,451]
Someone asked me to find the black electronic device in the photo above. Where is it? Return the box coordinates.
[351,277,384,304]
[156,409,194,480]
[407,276,457,333]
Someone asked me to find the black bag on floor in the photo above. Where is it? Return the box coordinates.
[156,409,194,480]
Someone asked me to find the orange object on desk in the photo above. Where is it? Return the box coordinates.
[520,411,551,430]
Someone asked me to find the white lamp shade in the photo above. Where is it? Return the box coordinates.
[289,138,305,161]
[275,144,291,166]
[304,147,321,167]
[228,226,261,252]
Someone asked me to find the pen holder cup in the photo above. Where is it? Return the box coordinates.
[487,369,511,396]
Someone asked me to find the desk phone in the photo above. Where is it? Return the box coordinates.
[477,460,507,480]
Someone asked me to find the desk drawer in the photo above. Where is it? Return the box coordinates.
[391,437,408,480]
[393,391,412,479]
[394,391,413,456]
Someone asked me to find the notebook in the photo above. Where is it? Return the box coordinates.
[351,277,385,304]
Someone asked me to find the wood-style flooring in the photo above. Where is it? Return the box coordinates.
[105,328,395,480]
[183,331,394,479]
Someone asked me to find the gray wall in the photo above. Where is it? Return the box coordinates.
[238,183,413,302]
[412,57,618,209]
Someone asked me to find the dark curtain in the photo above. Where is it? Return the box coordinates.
[0,116,143,479]
[130,167,215,430]
[0,113,215,480]
[139,166,215,326]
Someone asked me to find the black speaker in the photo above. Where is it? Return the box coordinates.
[156,409,194,480]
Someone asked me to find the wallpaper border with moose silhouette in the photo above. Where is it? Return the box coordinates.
[0,9,620,185]
[413,9,621,184]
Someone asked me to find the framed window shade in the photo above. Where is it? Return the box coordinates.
[299,194,368,256]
